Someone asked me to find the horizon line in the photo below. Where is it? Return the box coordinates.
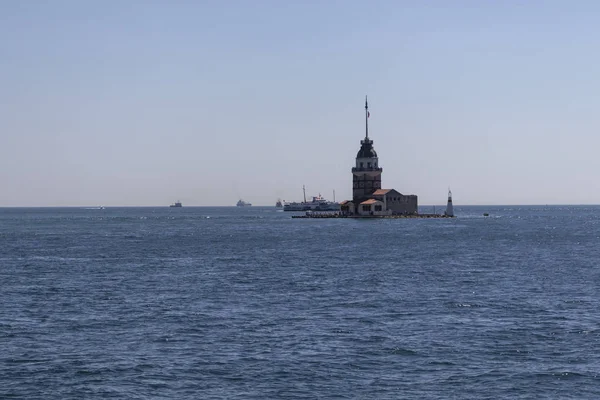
[1,204,600,208]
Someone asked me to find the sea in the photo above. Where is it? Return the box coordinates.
[2,205,600,399]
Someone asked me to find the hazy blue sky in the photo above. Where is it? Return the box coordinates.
[2,1,600,206]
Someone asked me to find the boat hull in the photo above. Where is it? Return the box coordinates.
[283,203,340,212]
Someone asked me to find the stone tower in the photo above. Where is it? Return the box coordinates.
[352,96,382,203]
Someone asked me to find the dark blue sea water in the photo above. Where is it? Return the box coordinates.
[2,206,600,399]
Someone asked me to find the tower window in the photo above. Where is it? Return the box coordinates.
[367,162,372,168]
[360,162,363,168]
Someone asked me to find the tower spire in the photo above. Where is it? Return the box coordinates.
[365,95,369,139]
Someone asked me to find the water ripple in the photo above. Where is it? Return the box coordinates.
[2,206,600,399]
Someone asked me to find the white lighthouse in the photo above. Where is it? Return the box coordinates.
[445,188,454,217]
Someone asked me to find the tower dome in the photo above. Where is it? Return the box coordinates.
[356,138,378,159]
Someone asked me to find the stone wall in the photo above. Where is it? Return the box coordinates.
[385,194,418,215]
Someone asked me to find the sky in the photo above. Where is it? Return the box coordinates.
[2,1,600,206]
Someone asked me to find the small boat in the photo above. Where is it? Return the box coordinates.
[275,199,283,207]
[170,201,182,208]
[483,213,489,217]
[237,199,252,207]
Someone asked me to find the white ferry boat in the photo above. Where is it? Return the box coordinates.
[283,186,340,212]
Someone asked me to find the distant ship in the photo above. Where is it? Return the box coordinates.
[237,199,252,207]
[283,186,340,212]
[275,199,283,207]
[170,201,182,207]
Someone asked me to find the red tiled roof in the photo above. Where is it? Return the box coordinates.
[372,189,392,195]
[360,199,381,205]
[339,200,353,205]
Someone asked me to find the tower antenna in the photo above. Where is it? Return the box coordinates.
[365,95,369,139]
